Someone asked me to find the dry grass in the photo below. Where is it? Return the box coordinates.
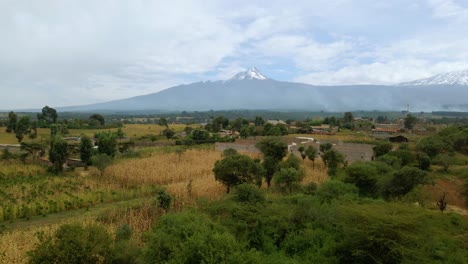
[301,157,329,185]
[107,149,227,205]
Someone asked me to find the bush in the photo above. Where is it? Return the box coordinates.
[232,183,265,204]
[28,223,113,264]
[143,210,244,263]
[315,180,358,203]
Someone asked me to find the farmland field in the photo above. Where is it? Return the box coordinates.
[0,124,188,144]
[0,144,331,263]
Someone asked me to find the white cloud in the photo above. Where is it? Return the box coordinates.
[1,1,468,109]
[295,60,468,85]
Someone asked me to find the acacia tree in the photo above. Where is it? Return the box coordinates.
[256,137,287,187]
[49,136,68,173]
[213,154,256,193]
[80,135,94,169]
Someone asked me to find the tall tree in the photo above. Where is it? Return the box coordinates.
[158,117,168,128]
[305,145,318,167]
[322,149,345,176]
[256,137,287,187]
[37,106,58,126]
[254,116,265,126]
[213,154,256,193]
[29,121,38,139]
[404,114,418,130]
[80,135,94,169]
[49,136,68,173]
[97,132,117,157]
[6,111,17,133]
[89,114,105,126]
[15,116,31,143]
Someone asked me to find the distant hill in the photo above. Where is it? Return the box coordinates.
[59,68,468,112]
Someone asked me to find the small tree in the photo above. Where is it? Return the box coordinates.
[116,127,125,139]
[239,125,250,139]
[174,146,185,162]
[305,145,318,167]
[158,117,168,128]
[274,167,304,193]
[383,167,428,199]
[404,114,418,130]
[97,132,117,157]
[15,116,31,143]
[80,135,94,169]
[91,154,113,176]
[89,114,105,126]
[298,145,306,161]
[37,105,58,126]
[162,128,175,140]
[319,143,333,153]
[222,148,238,157]
[49,136,68,173]
[156,189,172,213]
[256,137,287,187]
[373,142,393,158]
[20,141,46,162]
[437,192,448,212]
[322,149,345,176]
[213,154,256,193]
[344,162,378,197]
[6,111,17,133]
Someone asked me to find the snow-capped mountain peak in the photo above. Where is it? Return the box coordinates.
[398,69,468,86]
[230,67,268,80]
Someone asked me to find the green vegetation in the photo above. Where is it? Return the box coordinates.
[0,110,467,263]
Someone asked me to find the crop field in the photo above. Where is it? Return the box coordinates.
[0,145,330,263]
[0,124,187,144]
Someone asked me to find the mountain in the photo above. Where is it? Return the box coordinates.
[59,68,468,112]
[398,70,468,86]
[230,67,268,80]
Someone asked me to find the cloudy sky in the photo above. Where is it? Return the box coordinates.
[1,0,468,109]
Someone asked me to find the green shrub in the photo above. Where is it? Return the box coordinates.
[232,183,265,204]
[27,223,113,264]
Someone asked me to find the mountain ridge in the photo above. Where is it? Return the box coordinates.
[56,68,468,112]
